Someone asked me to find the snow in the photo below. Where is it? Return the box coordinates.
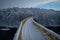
[0,28,10,31]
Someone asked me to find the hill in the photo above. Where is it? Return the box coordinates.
[0,7,60,28]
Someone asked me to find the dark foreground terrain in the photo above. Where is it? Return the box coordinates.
[47,26,60,35]
[0,26,17,40]
[0,26,60,40]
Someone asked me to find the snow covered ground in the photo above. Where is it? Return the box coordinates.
[13,17,60,40]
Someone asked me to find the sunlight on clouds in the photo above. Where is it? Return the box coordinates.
[0,0,58,8]
[24,0,58,8]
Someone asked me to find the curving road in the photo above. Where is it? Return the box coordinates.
[13,17,60,40]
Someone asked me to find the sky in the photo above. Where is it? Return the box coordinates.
[33,0,60,10]
[0,0,60,10]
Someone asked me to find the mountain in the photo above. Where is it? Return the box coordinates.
[0,7,60,28]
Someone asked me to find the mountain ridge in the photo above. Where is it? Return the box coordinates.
[0,7,60,28]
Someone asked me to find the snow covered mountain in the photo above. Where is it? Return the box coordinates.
[0,7,60,27]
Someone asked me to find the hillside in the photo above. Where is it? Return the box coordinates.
[0,7,60,28]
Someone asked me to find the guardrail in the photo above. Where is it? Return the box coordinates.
[13,17,29,40]
[32,18,60,40]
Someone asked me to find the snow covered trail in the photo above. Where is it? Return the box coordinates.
[13,17,60,40]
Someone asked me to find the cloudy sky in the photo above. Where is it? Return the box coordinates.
[0,0,60,10]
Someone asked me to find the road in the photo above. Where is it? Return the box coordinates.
[13,17,60,40]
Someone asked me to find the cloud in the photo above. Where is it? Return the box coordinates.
[0,0,58,8]
[24,0,58,7]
